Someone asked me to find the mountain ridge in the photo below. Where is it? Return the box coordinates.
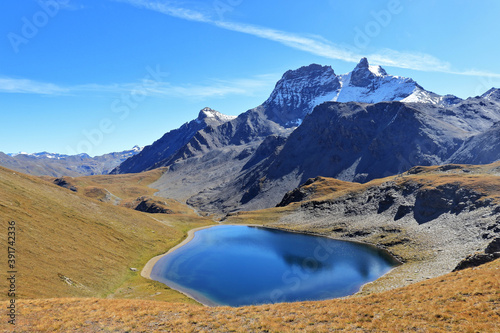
[0,146,142,177]
[110,107,236,174]
[127,58,500,214]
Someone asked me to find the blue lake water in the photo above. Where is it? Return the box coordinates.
[150,225,399,307]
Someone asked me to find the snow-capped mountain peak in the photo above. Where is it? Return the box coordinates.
[263,64,340,109]
[7,151,70,159]
[261,58,455,127]
[349,57,388,87]
[7,152,28,157]
[132,145,142,152]
[262,64,340,126]
[197,107,237,123]
[198,107,219,118]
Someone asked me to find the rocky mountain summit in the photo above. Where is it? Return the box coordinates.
[260,57,454,127]
[111,107,236,174]
[481,87,500,102]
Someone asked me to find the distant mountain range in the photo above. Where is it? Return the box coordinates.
[0,146,142,177]
[4,58,500,213]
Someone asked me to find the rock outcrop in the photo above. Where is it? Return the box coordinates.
[260,164,500,291]
[133,196,174,214]
[454,237,500,271]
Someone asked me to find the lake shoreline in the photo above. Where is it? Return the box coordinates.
[141,225,214,280]
[141,223,401,307]
[141,223,264,307]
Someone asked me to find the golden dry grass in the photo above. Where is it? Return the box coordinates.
[2,258,499,332]
[1,162,500,332]
[41,167,167,199]
[0,166,213,303]
[40,168,197,215]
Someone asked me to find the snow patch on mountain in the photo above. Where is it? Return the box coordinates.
[7,152,69,159]
[6,146,143,161]
[7,152,28,157]
[402,88,463,106]
[368,64,387,77]
[197,107,237,124]
[335,71,417,104]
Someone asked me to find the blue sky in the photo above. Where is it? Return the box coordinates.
[1,0,500,156]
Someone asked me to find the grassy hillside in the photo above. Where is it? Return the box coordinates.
[3,257,499,332]
[0,166,213,302]
[1,163,499,332]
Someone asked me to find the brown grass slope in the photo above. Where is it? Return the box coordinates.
[3,258,499,332]
[40,167,195,214]
[41,168,170,200]
[0,166,212,302]
[1,163,500,331]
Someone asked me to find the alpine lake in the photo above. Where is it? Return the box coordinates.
[150,225,399,307]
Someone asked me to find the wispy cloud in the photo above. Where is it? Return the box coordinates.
[0,75,277,98]
[115,0,500,78]
[214,21,359,64]
[145,75,277,99]
[115,0,211,22]
[0,77,70,95]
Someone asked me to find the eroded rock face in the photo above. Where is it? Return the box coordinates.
[485,237,500,254]
[134,196,173,214]
[448,122,500,165]
[277,178,318,207]
[454,238,500,271]
[277,173,496,228]
[413,184,489,224]
[263,64,340,125]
